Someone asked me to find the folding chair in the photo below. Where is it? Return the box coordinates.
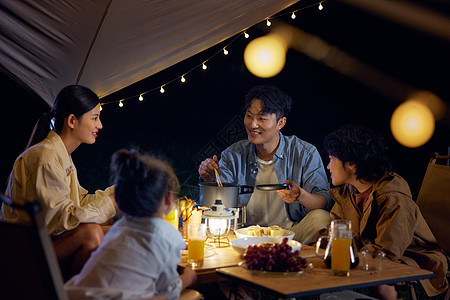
[0,194,68,300]
[416,154,450,300]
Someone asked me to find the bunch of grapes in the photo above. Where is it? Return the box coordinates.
[243,238,308,272]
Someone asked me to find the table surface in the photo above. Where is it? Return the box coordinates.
[216,254,435,298]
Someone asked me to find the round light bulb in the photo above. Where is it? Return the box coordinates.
[139,95,143,101]
[266,19,271,26]
[202,63,207,70]
[244,32,249,39]
[244,34,287,78]
[181,76,186,83]
[318,3,323,10]
[119,101,123,107]
[390,101,435,148]
[223,48,228,55]
[160,86,165,93]
[291,12,296,19]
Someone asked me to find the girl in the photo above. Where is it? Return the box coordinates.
[65,149,197,299]
[1,85,117,278]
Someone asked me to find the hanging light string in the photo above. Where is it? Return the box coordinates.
[100,0,327,107]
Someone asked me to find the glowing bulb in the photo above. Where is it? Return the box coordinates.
[318,3,323,10]
[291,12,296,19]
[119,101,123,107]
[390,101,435,148]
[266,19,271,26]
[202,63,207,70]
[160,86,165,93]
[181,76,186,83]
[223,48,228,55]
[99,105,102,111]
[244,31,249,39]
[244,34,287,78]
[139,94,143,101]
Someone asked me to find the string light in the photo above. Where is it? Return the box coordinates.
[100,1,328,108]
[100,105,102,111]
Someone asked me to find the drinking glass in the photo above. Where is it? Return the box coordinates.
[361,250,385,272]
[187,223,207,267]
[331,228,352,276]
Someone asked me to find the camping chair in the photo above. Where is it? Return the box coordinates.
[0,194,68,300]
[416,154,450,300]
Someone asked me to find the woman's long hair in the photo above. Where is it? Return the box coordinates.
[25,85,100,149]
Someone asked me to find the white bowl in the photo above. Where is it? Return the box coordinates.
[235,226,295,239]
[231,237,302,255]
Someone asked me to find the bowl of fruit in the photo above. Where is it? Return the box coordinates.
[231,236,301,256]
[239,237,310,274]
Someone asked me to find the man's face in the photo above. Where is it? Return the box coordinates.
[244,99,284,146]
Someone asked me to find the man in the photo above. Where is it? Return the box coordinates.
[198,85,330,243]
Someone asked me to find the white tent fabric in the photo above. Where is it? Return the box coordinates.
[0,0,298,106]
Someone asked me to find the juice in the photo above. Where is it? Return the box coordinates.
[163,208,178,230]
[331,237,351,275]
[188,239,205,262]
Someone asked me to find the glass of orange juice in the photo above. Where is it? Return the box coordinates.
[187,223,206,267]
[331,229,352,276]
[164,207,178,230]
[163,196,179,230]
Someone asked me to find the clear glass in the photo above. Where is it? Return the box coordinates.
[187,223,207,268]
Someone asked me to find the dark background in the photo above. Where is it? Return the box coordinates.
[1,0,449,201]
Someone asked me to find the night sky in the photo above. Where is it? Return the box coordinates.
[2,0,449,200]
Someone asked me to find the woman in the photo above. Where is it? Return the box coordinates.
[1,85,117,278]
[324,125,448,299]
[65,149,198,300]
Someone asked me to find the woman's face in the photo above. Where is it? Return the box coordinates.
[327,155,354,186]
[73,104,103,144]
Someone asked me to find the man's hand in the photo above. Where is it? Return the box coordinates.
[277,180,302,203]
[198,155,219,182]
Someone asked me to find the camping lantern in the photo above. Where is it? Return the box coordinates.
[202,199,234,247]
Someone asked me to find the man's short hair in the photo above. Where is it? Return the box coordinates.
[243,85,292,120]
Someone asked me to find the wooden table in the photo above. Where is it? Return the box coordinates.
[178,231,243,285]
[216,253,435,298]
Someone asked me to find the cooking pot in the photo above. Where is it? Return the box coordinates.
[198,182,253,208]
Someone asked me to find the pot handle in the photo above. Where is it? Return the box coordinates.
[238,185,254,194]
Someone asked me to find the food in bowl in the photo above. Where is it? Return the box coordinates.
[235,225,294,239]
[230,236,301,256]
[243,237,307,272]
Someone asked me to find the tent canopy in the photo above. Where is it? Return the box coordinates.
[0,0,298,106]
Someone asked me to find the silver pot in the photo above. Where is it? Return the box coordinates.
[198,182,253,208]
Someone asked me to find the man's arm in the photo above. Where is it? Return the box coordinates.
[277,180,327,210]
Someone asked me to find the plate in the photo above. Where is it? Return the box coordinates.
[235,226,295,239]
[256,183,289,191]
[238,261,313,276]
[231,237,302,255]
